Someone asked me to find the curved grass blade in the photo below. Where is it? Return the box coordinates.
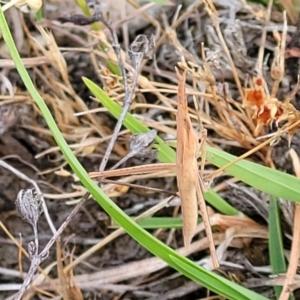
[205,189,239,215]
[169,255,267,300]
[207,146,300,202]
[269,196,288,299]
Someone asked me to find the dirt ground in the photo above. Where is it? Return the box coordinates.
[1,0,300,299]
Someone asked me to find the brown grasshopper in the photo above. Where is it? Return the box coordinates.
[176,67,219,269]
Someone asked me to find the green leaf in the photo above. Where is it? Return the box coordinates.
[111,217,186,229]
[205,189,239,215]
[35,8,43,21]
[117,217,194,229]
[269,196,286,298]
[207,147,300,202]
[169,255,267,300]
[138,217,185,228]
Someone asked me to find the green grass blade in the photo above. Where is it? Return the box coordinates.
[207,146,300,202]
[0,7,267,299]
[121,217,192,229]
[138,217,186,228]
[269,196,287,299]
[35,8,42,21]
[205,189,239,215]
[111,217,187,229]
[169,255,267,300]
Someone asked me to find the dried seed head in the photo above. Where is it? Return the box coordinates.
[15,189,43,227]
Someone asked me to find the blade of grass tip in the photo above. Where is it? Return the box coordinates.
[0,7,268,300]
[269,196,288,299]
[76,0,99,30]
[76,0,91,15]
[83,77,239,216]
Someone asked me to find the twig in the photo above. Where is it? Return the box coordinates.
[155,0,203,49]
[57,0,157,224]
[271,11,287,98]
[256,0,273,75]
[279,149,300,300]
[99,33,154,172]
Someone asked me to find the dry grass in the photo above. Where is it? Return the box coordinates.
[1,0,300,299]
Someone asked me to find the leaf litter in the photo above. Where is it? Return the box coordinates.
[2,0,300,299]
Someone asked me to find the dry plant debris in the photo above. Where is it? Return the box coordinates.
[2,0,300,299]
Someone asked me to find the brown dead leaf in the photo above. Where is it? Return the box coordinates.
[175,68,200,248]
